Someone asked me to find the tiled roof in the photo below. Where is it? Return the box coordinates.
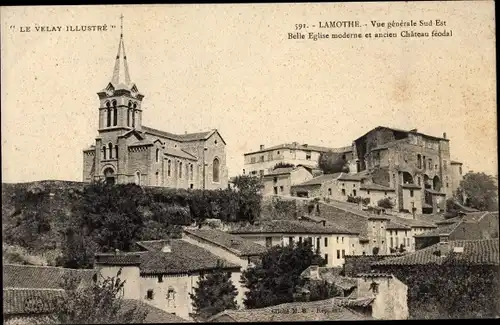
[414,223,459,238]
[292,173,341,187]
[317,202,371,240]
[229,219,357,235]
[244,143,352,156]
[386,221,412,230]
[425,189,446,195]
[401,183,421,189]
[98,239,241,275]
[374,239,500,266]
[120,299,189,323]
[263,167,295,176]
[183,228,267,257]
[3,288,64,315]
[360,183,394,191]
[3,264,96,289]
[208,298,370,322]
[332,297,375,308]
[142,125,217,143]
[337,171,370,181]
[385,214,437,229]
[163,148,197,161]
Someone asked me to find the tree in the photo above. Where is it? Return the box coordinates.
[241,241,326,309]
[273,162,295,170]
[378,197,394,209]
[51,269,147,324]
[372,247,380,255]
[457,172,498,211]
[231,175,264,223]
[318,151,349,174]
[189,260,238,320]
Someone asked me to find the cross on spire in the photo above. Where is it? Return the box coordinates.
[111,14,131,86]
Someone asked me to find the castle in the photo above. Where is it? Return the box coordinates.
[82,21,228,189]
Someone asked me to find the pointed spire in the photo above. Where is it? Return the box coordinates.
[111,14,131,87]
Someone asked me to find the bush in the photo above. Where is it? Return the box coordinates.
[372,247,380,255]
[347,195,362,204]
[361,197,371,206]
[378,197,394,209]
[273,162,295,170]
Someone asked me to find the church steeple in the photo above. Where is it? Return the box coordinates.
[111,14,131,87]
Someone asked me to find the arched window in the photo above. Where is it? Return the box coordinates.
[108,143,113,159]
[133,102,137,109]
[134,171,141,185]
[167,160,171,177]
[190,164,193,180]
[106,108,111,127]
[115,145,118,160]
[186,164,189,180]
[103,167,115,186]
[156,148,159,162]
[132,110,135,128]
[417,154,422,169]
[102,146,107,160]
[179,162,183,178]
[128,101,132,108]
[113,110,117,126]
[213,158,220,183]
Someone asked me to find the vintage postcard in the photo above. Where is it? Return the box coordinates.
[1,1,498,322]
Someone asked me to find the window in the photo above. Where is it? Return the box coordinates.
[265,237,272,247]
[242,169,246,174]
[405,230,408,236]
[324,254,328,264]
[289,237,294,245]
[135,171,141,185]
[446,183,449,188]
[268,152,273,160]
[410,190,414,197]
[367,190,370,195]
[167,288,175,300]
[186,164,189,180]
[108,143,113,159]
[341,189,346,196]
[299,237,302,243]
[341,237,344,243]
[158,275,163,283]
[147,289,154,300]
[305,151,311,160]
[395,237,399,247]
[190,164,194,180]
[132,109,135,128]
[167,160,171,177]
[133,102,137,109]
[384,191,387,195]
[417,154,422,169]
[155,148,159,162]
[459,166,462,175]
[114,145,118,160]
[106,108,111,127]
[336,237,339,243]
[250,157,256,163]
[428,159,432,170]
[337,250,340,259]
[273,177,278,183]
[212,158,219,183]
[353,189,357,196]
[324,238,328,247]
[279,186,284,193]
[328,188,332,195]
[390,237,393,248]
[342,249,345,258]
[277,151,280,155]
[316,238,320,248]
[155,171,159,185]
[179,162,183,178]
[273,187,278,195]
[417,176,421,186]
[260,156,264,162]
[102,146,107,160]
[443,160,447,171]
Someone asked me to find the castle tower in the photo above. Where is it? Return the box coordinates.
[96,15,144,132]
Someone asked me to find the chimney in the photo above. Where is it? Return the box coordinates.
[443,132,447,139]
[260,144,265,150]
[161,241,172,253]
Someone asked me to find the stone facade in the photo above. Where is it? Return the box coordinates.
[352,127,462,214]
[262,166,314,196]
[82,32,227,190]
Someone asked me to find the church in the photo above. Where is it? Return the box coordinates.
[82,22,228,189]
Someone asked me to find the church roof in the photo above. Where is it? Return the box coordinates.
[163,148,197,161]
[142,126,224,144]
[111,25,132,89]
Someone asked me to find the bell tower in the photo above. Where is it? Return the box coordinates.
[97,14,144,132]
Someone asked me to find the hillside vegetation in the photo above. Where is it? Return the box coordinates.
[2,176,262,269]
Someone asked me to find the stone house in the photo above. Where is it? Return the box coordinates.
[414,211,499,249]
[351,126,462,214]
[228,219,359,267]
[290,173,342,198]
[243,142,352,177]
[299,266,409,320]
[82,27,227,189]
[261,165,315,196]
[94,239,243,320]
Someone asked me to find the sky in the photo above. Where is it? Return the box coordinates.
[1,2,497,183]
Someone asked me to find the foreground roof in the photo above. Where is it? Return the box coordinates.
[3,288,64,315]
[229,219,357,235]
[292,173,341,187]
[3,264,96,289]
[373,239,500,266]
[120,299,189,323]
[244,142,352,156]
[95,239,240,275]
[208,298,370,322]
[184,228,267,257]
[142,126,223,144]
